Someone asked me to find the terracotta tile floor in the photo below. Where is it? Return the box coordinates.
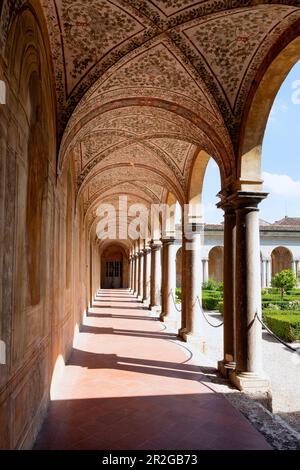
[34,289,271,450]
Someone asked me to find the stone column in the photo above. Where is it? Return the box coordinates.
[138,250,144,300]
[202,258,209,283]
[266,258,272,287]
[142,247,151,304]
[181,223,204,349]
[261,259,267,289]
[218,202,236,377]
[149,240,162,313]
[133,254,138,295]
[130,255,134,291]
[160,234,178,329]
[128,256,132,291]
[229,191,270,393]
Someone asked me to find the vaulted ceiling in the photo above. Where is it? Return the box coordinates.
[2,1,300,237]
[39,0,300,140]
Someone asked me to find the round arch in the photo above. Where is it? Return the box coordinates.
[100,242,129,289]
[271,246,293,277]
[238,30,300,191]
[208,246,224,283]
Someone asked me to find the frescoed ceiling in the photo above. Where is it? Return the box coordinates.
[2,1,300,229]
[40,1,300,140]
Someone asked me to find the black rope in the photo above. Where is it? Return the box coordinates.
[197,296,224,328]
[255,312,299,353]
[170,290,182,312]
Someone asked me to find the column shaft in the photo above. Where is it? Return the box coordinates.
[134,255,138,295]
[149,241,162,312]
[218,203,236,376]
[182,224,204,349]
[230,192,269,393]
[203,259,209,283]
[142,248,151,302]
[161,237,178,328]
[261,260,266,289]
[266,259,272,287]
[138,252,143,299]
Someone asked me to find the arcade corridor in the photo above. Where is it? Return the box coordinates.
[34,290,270,450]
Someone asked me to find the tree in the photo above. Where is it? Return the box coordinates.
[271,269,297,300]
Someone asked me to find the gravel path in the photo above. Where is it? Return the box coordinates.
[199,310,300,433]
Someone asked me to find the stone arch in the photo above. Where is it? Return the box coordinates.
[208,246,224,283]
[187,150,223,221]
[238,30,300,191]
[271,246,293,277]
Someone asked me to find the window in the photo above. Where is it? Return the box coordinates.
[106,261,122,277]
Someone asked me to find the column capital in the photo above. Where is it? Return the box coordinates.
[217,199,235,213]
[161,229,176,240]
[161,235,178,246]
[149,239,162,249]
[142,247,151,254]
[228,191,268,210]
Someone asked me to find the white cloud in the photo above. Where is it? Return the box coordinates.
[262,171,300,198]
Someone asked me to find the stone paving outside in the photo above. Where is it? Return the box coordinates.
[34,289,270,450]
[197,309,300,433]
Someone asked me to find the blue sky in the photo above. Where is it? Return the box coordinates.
[202,61,300,224]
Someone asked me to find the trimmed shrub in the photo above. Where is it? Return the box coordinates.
[202,296,220,310]
[264,314,300,342]
[218,301,224,315]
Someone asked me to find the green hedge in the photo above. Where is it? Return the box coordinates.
[264,314,300,342]
[202,297,220,310]
[218,301,224,315]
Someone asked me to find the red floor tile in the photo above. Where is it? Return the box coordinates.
[34,289,271,450]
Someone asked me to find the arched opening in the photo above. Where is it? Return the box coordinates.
[101,245,127,289]
[271,246,292,276]
[208,246,224,282]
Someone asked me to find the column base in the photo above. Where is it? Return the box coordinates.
[178,326,186,339]
[218,360,236,378]
[229,371,270,392]
[182,332,206,353]
[142,298,150,307]
[148,305,161,317]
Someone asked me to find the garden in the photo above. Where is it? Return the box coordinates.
[175,269,300,342]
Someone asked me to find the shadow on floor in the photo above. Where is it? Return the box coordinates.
[34,394,271,450]
[87,312,158,321]
[80,324,177,340]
